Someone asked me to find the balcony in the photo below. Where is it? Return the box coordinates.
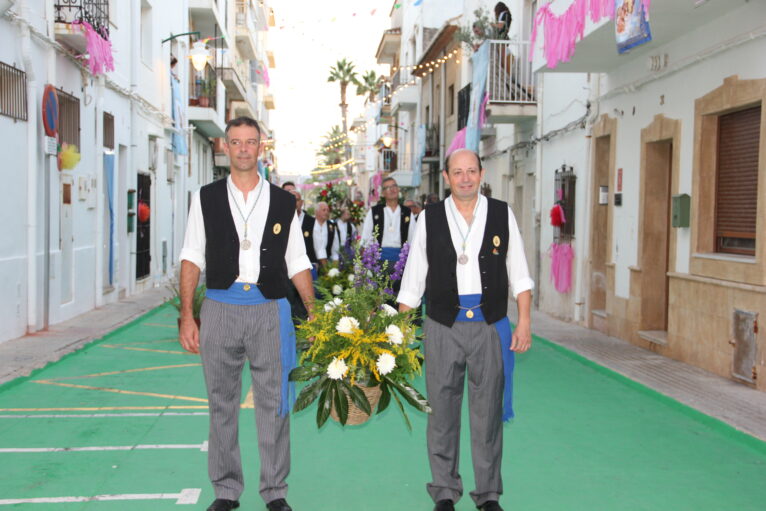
[189,64,225,138]
[54,0,109,53]
[376,28,402,65]
[235,0,258,60]
[218,65,247,101]
[189,0,229,48]
[264,93,275,110]
[531,0,734,73]
[484,40,537,124]
[391,69,418,114]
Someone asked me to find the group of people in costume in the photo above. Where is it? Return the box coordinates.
[178,117,533,511]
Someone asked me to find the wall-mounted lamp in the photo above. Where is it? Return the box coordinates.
[189,41,211,72]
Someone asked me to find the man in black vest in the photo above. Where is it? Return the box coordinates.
[179,117,314,511]
[312,201,339,266]
[282,182,313,321]
[361,177,416,266]
[397,149,533,511]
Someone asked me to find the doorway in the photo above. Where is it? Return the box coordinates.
[589,134,611,329]
[136,172,151,280]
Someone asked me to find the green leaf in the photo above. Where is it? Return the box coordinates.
[387,377,432,414]
[333,380,349,425]
[293,376,328,413]
[289,365,324,382]
[316,384,332,428]
[343,382,372,416]
[377,381,391,414]
[390,386,412,431]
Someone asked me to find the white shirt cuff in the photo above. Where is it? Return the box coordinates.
[396,290,422,309]
[286,254,312,279]
[511,278,535,299]
[179,249,205,272]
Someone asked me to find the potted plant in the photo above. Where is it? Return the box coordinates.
[168,277,206,328]
[197,78,214,107]
[290,238,430,429]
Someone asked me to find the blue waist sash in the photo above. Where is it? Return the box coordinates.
[205,282,296,416]
[381,247,401,263]
[456,293,515,422]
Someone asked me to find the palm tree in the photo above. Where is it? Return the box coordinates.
[327,59,358,174]
[356,70,381,103]
[316,125,345,167]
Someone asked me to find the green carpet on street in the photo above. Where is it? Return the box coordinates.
[0,302,764,510]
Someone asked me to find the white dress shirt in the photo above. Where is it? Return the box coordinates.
[179,175,311,282]
[336,219,357,247]
[313,220,340,261]
[397,195,534,308]
[361,204,417,247]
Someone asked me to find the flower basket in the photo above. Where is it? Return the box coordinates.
[290,236,430,430]
[329,384,382,425]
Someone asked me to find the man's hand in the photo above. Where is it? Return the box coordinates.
[318,258,328,267]
[179,314,200,354]
[511,320,531,353]
[398,303,413,313]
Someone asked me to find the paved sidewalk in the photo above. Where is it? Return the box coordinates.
[509,308,766,442]
[0,287,170,386]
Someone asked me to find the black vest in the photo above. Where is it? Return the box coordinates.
[372,203,412,247]
[424,198,510,327]
[316,220,337,259]
[199,179,296,298]
[301,213,317,262]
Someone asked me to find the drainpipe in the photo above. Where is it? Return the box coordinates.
[438,52,446,198]
[574,73,601,323]
[533,74,544,310]
[19,0,38,332]
[94,74,105,306]
[128,0,140,296]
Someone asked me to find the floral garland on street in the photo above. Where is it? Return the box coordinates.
[290,236,427,429]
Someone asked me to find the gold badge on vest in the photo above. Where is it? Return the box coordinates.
[492,235,501,247]
[304,231,309,238]
[273,223,282,235]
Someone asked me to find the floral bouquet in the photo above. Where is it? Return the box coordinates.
[290,239,430,429]
[315,263,355,300]
[347,199,366,225]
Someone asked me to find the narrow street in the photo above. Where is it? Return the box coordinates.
[1,303,764,510]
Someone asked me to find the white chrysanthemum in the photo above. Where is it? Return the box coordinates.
[333,297,343,306]
[348,274,355,283]
[336,316,360,334]
[323,297,343,312]
[327,268,340,277]
[380,303,398,317]
[376,353,396,376]
[327,357,348,380]
[385,324,404,345]
[332,284,343,295]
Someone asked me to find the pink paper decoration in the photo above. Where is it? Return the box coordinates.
[73,20,114,75]
[549,242,574,294]
[530,0,615,69]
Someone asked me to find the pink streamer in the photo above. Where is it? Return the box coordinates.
[446,128,467,155]
[73,21,114,75]
[262,65,271,88]
[529,0,616,69]
[549,242,574,294]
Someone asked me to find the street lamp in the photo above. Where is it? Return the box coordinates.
[189,40,211,72]
[381,125,408,149]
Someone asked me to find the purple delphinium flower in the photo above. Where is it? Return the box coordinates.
[390,242,410,282]
[360,239,382,275]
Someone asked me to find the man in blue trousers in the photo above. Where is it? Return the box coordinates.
[397,149,533,511]
[178,117,314,511]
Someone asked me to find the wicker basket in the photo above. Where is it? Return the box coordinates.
[330,384,382,425]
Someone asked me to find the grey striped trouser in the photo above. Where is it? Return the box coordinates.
[423,317,505,507]
[199,298,290,503]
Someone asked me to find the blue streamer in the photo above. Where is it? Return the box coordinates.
[206,283,296,416]
[457,294,515,421]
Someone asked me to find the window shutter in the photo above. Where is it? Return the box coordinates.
[716,105,761,255]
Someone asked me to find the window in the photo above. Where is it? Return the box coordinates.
[457,84,471,130]
[0,61,28,121]
[57,88,80,147]
[140,0,152,65]
[554,166,576,242]
[715,105,761,256]
[448,84,455,116]
[103,112,114,149]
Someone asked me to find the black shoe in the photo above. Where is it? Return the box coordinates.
[207,499,240,511]
[266,498,293,511]
[477,501,503,511]
[434,500,455,511]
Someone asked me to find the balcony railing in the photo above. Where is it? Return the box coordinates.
[54,0,109,38]
[485,40,536,104]
[190,64,218,109]
[381,149,397,172]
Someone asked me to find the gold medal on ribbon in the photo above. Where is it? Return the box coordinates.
[273,223,282,235]
[493,235,501,247]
